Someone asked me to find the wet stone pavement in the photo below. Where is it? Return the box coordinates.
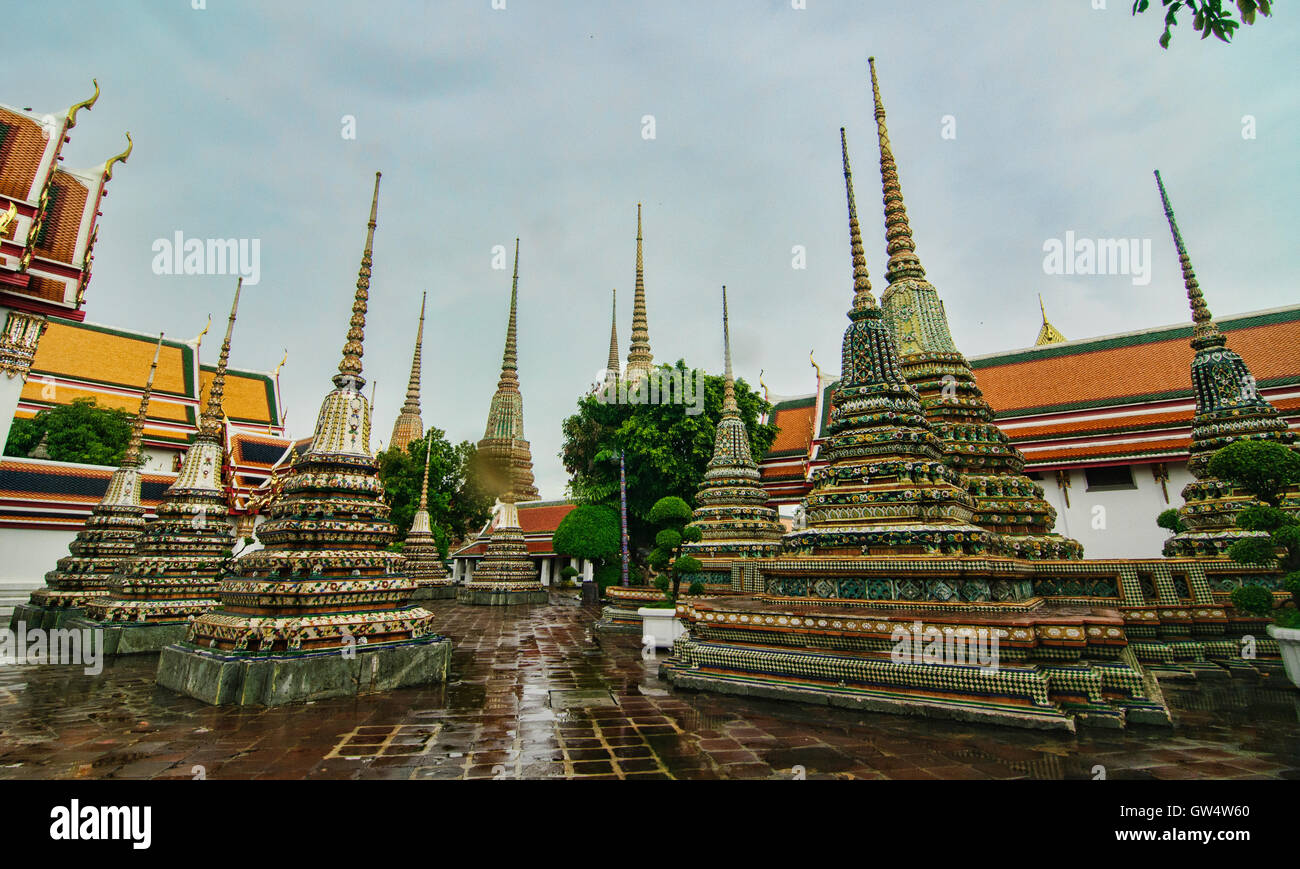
[1,596,1299,780]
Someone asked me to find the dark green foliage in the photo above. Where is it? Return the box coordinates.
[3,397,132,466]
[1156,508,1186,534]
[1207,441,1300,509]
[1132,0,1270,49]
[551,505,620,564]
[648,496,693,526]
[655,528,682,551]
[1275,608,1300,629]
[688,580,705,596]
[560,360,776,564]
[560,565,579,579]
[377,429,493,560]
[1226,536,1280,566]
[647,494,700,600]
[1229,584,1274,617]
[593,562,621,590]
[1237,505,1294,533]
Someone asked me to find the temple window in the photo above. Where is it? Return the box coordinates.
[1084,465,1136,492]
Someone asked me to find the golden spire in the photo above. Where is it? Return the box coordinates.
[418,428,433,513]
[721,286,738,414]
[65,79,99,129]
[499,238,521,384]
[103,132,132,182]
[199,278,241,439]
[1154,170,1222,344]
[336,171,381,387]
[122,333,164,468]
[606,288,620,379]
[401,291,426,415]
[626,203,654,378]
[840,127,876,313]
[1035,294,1067,346]
[868,57,926,284]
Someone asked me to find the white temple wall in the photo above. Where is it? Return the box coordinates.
[0,527,76,587]
[1039,461,1196,559]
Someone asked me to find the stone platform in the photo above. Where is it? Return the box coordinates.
[9,602,88,632]
[411,583,458,601]
[156,634,453,706]
[457,585,549,606]
[63,617,189,657]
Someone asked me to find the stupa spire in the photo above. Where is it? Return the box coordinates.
[500,238,520,380]
[721,285,738,414]
[869,57,925,284]
[122,334,164,468]
[388,291,427,452]
[198,277,241,439]
[1035,294,1067,346]
[1154,169,1222,345]
[336,171,381,388]
[606,288,620,379]
[418,429,432,513]
[625,203,654,379]
[840,127,876,313]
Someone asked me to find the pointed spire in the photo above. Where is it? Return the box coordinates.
[840,127,876,313]
[401,292,426,415]
[418,429,433,513]
[606,288,620,379]
[626,203,654,378]
[121,334,164,468]
[199,278,241,439]
[1154,170,1222,344]
[868,57,926,284]
[336,171,381,387]
[721,286,738,414]
[1035,294,1066,346]
[499,238,521,385]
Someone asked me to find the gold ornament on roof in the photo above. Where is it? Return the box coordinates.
[65,79,99,129]
[104,132,132,181]
[1035,294,1067,346]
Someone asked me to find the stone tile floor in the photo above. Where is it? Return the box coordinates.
[1,597,1298,780]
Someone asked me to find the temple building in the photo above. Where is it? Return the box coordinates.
[65,282,245,654]
[475,239,540,503]
[624,204,653,383]
[458,239,548,605]
[10,334,162,630]
[387,292,426,453]
[403,428,456,600]
[158,172,450,705]
[450,499,579,586]
[1,82,131,451]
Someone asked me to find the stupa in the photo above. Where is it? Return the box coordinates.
[404,428,455,600]
[624,204,654,383]
[1153,170,1297,558]
[157,172,450,705]
[69,282,243,654]
[868,59,1080,560]
[475,239,540,503]
[12,335,164,631]
[660,112,1171,731]
[680,286,784,580]
[388,292,426,453]
[603,287,620,389]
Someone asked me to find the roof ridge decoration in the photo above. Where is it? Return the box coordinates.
[625,203,654,380]
[1035,294,1067,346]
[64,79,99,130]
[1152,170,1296,557]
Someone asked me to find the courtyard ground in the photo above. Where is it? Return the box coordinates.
[1,594,1298,780]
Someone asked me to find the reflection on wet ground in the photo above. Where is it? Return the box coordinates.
[1,597,1298,779]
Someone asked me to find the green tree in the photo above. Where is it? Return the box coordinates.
[560,360,776,566]
[3,397,132,465]
[647,495,703,601]
[552,504,621,587]
[1132,0,1270,49]
[377,430,493,559]
[1208,441,1300,628]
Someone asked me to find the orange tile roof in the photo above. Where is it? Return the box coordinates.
[33,170,89,263]
[767,402,816,454]
[200,367,276,425]
[31,320,191,396]
[0,108,48,199]
[518,501,576,535]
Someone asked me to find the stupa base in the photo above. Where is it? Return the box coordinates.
[411,581,457,601]
[64,617,191,656]
[456,583,549,606]
[156,634,452,706]
[10,601,87,631]
[596,586,662,632]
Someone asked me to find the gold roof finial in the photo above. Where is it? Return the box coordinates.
[336,171,381,387]
[273,349,288,377]
[199,278,241,439]
[193,314,212,350]
[0,202,16,236]
[1154,169,1222,345]
[1035,294,1067,346]
[840,127,876,313]
[104,132,132,182]
[122,333,164,468]
[759,368,769,403]
[868,57,926,284]
[809,349,823,385]
[65,79,99,129]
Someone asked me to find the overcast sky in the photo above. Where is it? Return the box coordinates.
[10,1,1297,499]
